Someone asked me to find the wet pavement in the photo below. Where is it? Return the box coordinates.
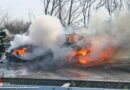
[0,49,130,82]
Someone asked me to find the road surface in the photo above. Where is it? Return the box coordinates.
[0,48,130,82]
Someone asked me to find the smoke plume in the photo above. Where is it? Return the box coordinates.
[29,15,64,48]
[8,10,130,69]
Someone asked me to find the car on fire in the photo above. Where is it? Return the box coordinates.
[6,34,84,62]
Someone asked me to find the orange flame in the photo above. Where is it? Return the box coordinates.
[79,59,89,64]
[66,37,116,66]
[12,48,28,56]
[68,34,80,43]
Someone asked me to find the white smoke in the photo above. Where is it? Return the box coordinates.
[29,15,64,48]
[9,34,31,51]
[78,10,130,47]
[74,10,130,62]
[8,10,130,69]
[8,15,73,65]
[9,15,65,49]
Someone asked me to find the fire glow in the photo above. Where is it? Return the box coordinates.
[68,34,80,43]
[12,48,28,56]
[67,37,116,66]
[10,34,117,67]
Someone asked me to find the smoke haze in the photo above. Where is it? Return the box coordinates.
[8,10,130,69]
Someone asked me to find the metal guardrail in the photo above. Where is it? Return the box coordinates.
[1,78,130,89]
[1,85,123,90]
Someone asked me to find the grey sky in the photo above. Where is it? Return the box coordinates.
[0,0,43,20]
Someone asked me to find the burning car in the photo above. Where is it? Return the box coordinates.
[6,45,53,63]
[66,34,83,44]
[65,37,117,67]
[6,33,117,68]
[6,34,83,62]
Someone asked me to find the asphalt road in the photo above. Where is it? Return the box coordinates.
[0,48,130,82]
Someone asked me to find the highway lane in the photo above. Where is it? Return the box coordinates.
[0,48,130,82]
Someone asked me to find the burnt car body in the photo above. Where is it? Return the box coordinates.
[65,34,83,45]
[6,45,53,63]
[6,34,84,62]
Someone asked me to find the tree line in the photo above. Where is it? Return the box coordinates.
[0,0,129,34]
[41,0,129,26]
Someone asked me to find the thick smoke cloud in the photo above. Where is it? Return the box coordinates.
[29,15,64,48]
[72,10,130,62]
[111,12,130,48]
[79,11,130,49]
[8,10,130,70]
[8,15,73,69]
[9,15,65,50]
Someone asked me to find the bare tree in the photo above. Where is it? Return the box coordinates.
[50,0,58,15]
[60,0,81,26]
[67,0,73,25]
[0,11,30,34]
[96,0,124,16]
[40,0,129,26]
[58,0,62,23]
[56,0,70,26]
[4,19,30,34]
[41,0,51,14]
[105,0,118,16]
[41,0,59,15]
[82,0,96,26]
[0,11,9,26]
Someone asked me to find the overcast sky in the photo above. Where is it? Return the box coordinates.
[0,0,43,20]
